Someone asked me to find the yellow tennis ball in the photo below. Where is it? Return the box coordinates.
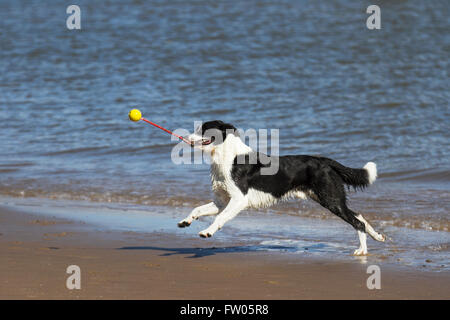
[128,109,142,122]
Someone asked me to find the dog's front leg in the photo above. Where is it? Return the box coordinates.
[178,202,220,228]
[198,197,247,238]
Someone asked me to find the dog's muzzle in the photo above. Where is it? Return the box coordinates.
[184,136,214,147]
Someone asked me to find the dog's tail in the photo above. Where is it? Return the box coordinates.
[325,159,377,189]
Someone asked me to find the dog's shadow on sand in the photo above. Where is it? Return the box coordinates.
[117,245,296,258]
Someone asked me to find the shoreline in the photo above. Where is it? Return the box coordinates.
[0,200,449,299]
[1,196,448,272]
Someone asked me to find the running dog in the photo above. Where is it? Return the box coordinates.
[178,120,385,255]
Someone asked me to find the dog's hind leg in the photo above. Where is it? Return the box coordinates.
[178,202,221,228]
[354,230,368,256]
[311,169,369,255]
[316,199,370,255]
[354,213,385,242]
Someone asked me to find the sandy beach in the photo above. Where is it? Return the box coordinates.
[1,0,449,304]
[1,204,448,300]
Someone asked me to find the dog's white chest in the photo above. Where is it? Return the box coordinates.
[210,163,229,189]
[210,162,233,204]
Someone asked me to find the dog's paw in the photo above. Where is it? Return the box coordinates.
[353,248,368,256]
[375,233,386,242]
[199,232,211,238]
[368,231,386,242]
[198,230,213,238]
[177,220,191,228]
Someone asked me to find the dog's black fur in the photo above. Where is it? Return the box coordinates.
[231,153,368,232]
[200,120,371,233]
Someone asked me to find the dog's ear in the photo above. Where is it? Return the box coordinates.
[200,120,239,143]
[201,120,236,133]
[216,120,237,132]
[216,121,239,139]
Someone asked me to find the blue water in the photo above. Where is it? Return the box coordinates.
[0,0,449,265]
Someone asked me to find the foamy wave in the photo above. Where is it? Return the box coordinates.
[0,187,205,208]
[0,186,448,233]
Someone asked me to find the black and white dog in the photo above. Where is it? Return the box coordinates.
[178,120,385,255]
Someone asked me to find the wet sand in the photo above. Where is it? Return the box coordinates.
[0,205,449,300]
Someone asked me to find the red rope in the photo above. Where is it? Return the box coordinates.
[141,117,192,145]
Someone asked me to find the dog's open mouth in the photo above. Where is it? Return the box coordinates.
[201,137,214,145]
[187,136,215,147]
[201,139,212,145]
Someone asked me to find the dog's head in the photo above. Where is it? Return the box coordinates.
[186,120,238,152]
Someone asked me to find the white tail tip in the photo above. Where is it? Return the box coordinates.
[364,162,377,184]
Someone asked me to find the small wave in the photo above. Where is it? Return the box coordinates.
[0,162,34,168]
[0,168,19,173]
[41,143,177,157]
[43,146,109,156]
[27,48,48,58]
[381,168,450,183]
[267,204,450,232]
[0,186,205,209]
[0,162,34,174]
[99,143,175,155]
[372,102,404,109]
[426,243,449,253]
[213,109,233,115]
